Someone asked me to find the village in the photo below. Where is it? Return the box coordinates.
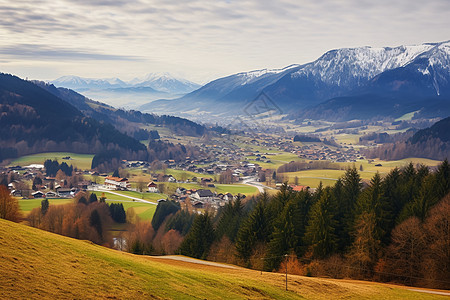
[1,131,368,213]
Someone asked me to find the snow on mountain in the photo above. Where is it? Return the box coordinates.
[131,72,200,94]
[52,75,128,90]
[53,73,200,95]
[236,64,301,86]
[291,43,435,87]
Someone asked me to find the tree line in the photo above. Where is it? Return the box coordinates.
[26,191,125,246]
[125,161,449,289]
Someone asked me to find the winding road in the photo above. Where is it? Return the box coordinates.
[242,176,275,193]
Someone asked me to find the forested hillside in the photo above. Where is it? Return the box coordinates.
[0,73,147,162]
[34,81,207,137]
[365,116,450,160]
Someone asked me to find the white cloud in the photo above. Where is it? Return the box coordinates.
[0,0,449,82]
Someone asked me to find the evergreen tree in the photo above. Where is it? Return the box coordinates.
[434,159,450,200]
[264,199,299,271]
[41,198,49,215]
[339,167,361,250]
[304,188,337,259]
[152,200,180,231]
[236,193,271,264]
[166,210,195,235]
[78,196,88,205]
[112,169,120,177]
[179,213,215,259]
[89,209,103,242]
[215,197,244,242]
[349,173,384,275]
[89,193,98,204]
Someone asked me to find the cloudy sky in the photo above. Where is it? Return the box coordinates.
[0,0,449,83]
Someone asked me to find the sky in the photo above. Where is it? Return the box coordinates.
[0,0,449,84]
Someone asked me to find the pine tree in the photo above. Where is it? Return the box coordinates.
[89,193,98,204]
[89,209,103,242]
[236,194,271,264]
[215,197,244,242]
[304,188,337,259]
[339,167,361,250]
[264,199,298,271]
[41,198,49,215]
[179,213,215,259]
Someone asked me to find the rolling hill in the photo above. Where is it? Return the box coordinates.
[0,73,146,162]
[34,81,208,137]
[0,218,447,299]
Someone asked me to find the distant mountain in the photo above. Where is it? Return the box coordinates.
[145,41,450,122]
[141,65,301,116]
[130,73,201,94]
[51,75,128,91]
[0,73,146,162]
[51,73,200,109]
[34,81,208,137]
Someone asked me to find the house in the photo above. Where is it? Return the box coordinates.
[45,191,58,198]
[57,188,73,198]
[148,181,159,193]
[32,191,45,198]
[78,181,91,190]
[104,176,131,190]
[191,189,215,202]
[10,190,22,197]
[291,185,310,192]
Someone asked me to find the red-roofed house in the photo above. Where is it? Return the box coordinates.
[291,185,310,192]
[105,176,131,189]
[147,181,158,193]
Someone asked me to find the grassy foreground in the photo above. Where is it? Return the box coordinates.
[1,219,447,299]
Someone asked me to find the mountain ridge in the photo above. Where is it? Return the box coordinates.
[143,41,450,122]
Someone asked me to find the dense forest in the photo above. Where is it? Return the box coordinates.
[127,161,449,289]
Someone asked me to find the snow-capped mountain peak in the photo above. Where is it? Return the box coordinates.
[292,43,436,87]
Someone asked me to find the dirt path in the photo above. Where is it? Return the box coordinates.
[407,288,450,296]
[152,255,241,269]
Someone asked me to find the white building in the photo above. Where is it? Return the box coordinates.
[104,176,131,189]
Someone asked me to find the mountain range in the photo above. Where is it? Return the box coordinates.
[142,41,450,122]
[51,73,201,109]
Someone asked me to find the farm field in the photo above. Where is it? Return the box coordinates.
[89,191,159,221]
[18,198,74,216]
[10,152,94,170]
[18,192,158,221]
[1,219,447,300]
[278,158,443,188]
[105,200,157,221]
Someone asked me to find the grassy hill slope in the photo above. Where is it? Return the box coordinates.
[0,219,447,299]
